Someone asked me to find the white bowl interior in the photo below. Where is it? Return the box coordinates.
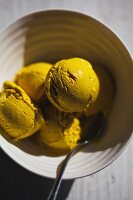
[0,10,133,179]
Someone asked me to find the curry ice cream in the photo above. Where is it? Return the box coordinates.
[0,57,114,155]
[38,104,81,150]
[44,58,99,113]
[0,81,44,141]
[15,62,52,102]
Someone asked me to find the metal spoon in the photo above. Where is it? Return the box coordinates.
[46,112,105,200]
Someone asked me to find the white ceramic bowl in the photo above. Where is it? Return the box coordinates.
[0,10,133,179]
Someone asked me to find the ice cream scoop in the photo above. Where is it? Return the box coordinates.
[44,58,99,113]
[15,62,52,102]
[0,81,44,141]
[84,65,114,116]
[38,103,81,150]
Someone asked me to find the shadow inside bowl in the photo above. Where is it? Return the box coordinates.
[15,135,70,157]
[22,11,110,67]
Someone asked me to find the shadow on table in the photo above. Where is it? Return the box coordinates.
[0,148,74,200]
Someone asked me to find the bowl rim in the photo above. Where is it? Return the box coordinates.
[0,9,132,59]
[0,9,133,179]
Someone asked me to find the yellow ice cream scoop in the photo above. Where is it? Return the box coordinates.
[44,58,99,113]
[14,62,52,102]
[84,65,114,116]
[39,118,81,150]
[37,103,81,150]
[0,81,44,141]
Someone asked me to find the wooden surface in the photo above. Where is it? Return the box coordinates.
[0,0,133,200]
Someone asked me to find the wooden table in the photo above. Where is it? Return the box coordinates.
[0,0,133,200]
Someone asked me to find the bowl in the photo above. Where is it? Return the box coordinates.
[0,10,133,179]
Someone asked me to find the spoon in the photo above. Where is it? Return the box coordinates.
[46,112,105,200]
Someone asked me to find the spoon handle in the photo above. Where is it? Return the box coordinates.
[46,141,88,200]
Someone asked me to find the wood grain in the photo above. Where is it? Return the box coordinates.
[0,0,133,200]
